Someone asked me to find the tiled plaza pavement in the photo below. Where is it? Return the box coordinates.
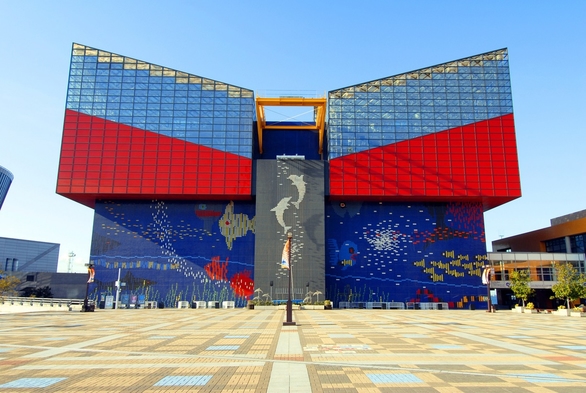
[1,308,585,392]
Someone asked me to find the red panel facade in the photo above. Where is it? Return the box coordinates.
[57,110,252,207]
[329,114,521,210]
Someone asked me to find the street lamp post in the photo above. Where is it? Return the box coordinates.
[283,232,296,326]
[483,265,493,313]
[82,263,95,312]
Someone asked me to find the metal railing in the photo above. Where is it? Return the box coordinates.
[0,296,94,308]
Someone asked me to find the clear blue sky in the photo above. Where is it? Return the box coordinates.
[0,1,584,272]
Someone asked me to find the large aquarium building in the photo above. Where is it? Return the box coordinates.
[57,44,521,308]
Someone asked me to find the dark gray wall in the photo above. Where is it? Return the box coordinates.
[254,159,325,302]
[17,272,87,299]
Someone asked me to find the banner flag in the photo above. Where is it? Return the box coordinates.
[88,266,95,283]
[481,267,490,285]
[281,239,290,269]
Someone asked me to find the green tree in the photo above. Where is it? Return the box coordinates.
[509,269,534,308]
[551,262,586,309]
[0,271,21,298]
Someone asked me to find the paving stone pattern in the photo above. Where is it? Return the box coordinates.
[0,309,585,392]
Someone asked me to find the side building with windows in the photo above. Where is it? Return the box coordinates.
[57,43,521,309]
[489,209,586,309]
[0,237,60,273]
[492,209,586,253]
[0,165,14,211]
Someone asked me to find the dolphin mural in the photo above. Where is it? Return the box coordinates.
[271,197,292,234]
[288,174,306,209]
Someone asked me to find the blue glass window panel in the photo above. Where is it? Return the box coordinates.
[435,112,448,120]
[472,80,486,89]
[435,119,448,128]
[487,109,503,118]
[474,109,488,117]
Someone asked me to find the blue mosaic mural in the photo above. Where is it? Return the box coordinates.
[90,200,256,308]
[325,201,488,308]
[89,200,489,309]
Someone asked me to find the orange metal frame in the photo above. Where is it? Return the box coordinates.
[255,97,327,155]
